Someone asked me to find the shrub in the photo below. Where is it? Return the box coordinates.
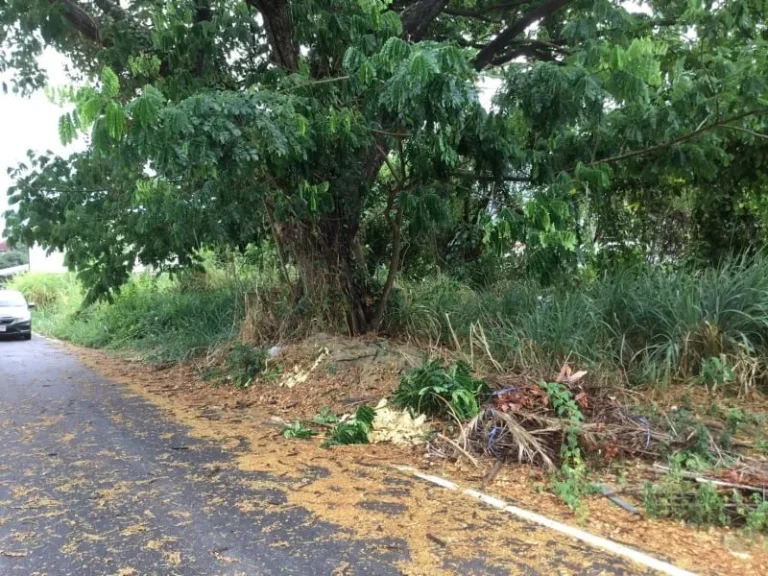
[323,406,375,447]
[282,421,317,439]
[225,343,268,388]
[393,359,488,420]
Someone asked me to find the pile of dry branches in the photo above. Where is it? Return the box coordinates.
[430,365,675,469]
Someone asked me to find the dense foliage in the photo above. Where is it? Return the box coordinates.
[0,247,28,268]
[3,1,768,332]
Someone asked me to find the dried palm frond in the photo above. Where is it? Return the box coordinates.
[455,409,556,470]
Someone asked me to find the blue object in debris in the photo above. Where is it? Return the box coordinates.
[487,424,503,457]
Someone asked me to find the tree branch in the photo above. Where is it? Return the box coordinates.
[192,0,213,75]
[473,0,572,70]
[443,1,530,22]
[583,109,768,169]
[489,42,561,65]
[49,0,103,44]
[453,169,530,182]
[377,146,405,187]
[372,188,405,331]
[245,0,298,71]
[401,0,449,42]
[489,39,569,66]
[442,8,501,23]
[720,125,768,140]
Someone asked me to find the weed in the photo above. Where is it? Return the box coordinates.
[540,381,588,512]
[698,356,736,391]
[313,407,339,425]
[745,497,768,532]
[323,406,375,447]
[551,465,588,515]
[643,469,768,530]
[660,406,719,465]
[644,478,730,527]
[262,362,284,382]
[224,343,268,388]
[393,359,488,420]
[282,421,317,440]
[390,257,768,389]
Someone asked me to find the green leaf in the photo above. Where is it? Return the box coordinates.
[58,113,76,145]
[282,421,317,439]
[379,37,410,71]
[343,47,365,72]
[105,101,127,140]
[129,85,165,128]
[100,67,120,98]
[408,50,439,83]
[79,95,105,126]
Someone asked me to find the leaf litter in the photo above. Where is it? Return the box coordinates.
[68,339,768,576]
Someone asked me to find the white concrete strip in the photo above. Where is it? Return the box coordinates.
[395,466,698,576]
[393,466,459,490]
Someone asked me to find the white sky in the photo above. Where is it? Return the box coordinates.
[0,50,81,235]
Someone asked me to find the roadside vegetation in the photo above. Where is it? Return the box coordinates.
[10,269,240,363]
[11,252,768,532]
[16,254,768,390]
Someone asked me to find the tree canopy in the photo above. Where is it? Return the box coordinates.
[3,0,768,332]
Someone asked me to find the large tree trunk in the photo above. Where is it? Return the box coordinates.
[288,226,375,335]
[277,170,379,335]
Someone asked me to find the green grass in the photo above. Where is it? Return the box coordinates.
[393,359,488,420]
[13,255,768,387]
[9,272,242,363]
[389,256,768,388]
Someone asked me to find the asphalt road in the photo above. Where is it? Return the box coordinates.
[0,337,653,576]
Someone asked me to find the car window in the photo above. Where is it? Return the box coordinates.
[0,293,26,307]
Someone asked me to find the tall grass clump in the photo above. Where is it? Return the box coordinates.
[7,273,83,335]
[392,256,768,389]
[7,272,81,307]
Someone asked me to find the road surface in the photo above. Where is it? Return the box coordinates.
[0,337,653,575]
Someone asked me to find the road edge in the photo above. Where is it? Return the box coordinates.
[34,334,699,576]
[393,465,698,576]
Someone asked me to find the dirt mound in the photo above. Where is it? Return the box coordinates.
[241,334,422,421]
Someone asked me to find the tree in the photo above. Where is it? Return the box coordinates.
[0,247,28,269]
[3,1,768,331]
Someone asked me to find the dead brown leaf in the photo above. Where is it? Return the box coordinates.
[0,549,29,557]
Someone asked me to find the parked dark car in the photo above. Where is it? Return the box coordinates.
[0,289,35,340]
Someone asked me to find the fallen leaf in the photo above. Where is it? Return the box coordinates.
[0,549,28,557]
[555,363,571,384]
[569,370,588,384]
